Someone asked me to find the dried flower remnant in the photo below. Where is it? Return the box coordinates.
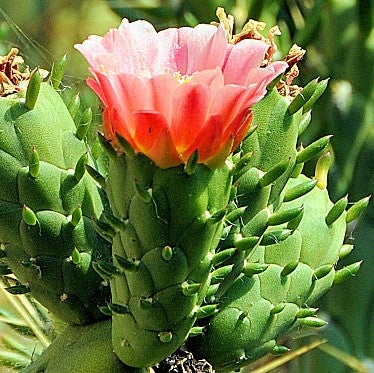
[277,44,306,98]
[0,48,30,96]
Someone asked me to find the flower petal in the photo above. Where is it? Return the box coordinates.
[222,39,269,85]
[171,83,210,152]
[131,111,181,168]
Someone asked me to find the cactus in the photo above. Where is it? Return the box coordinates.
[0,50,111,325]
[23,320,141,373]
[0,7,368,373]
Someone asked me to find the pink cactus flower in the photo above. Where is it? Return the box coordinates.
[75,19,287,168]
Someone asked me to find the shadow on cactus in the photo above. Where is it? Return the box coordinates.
[0,6,369,373]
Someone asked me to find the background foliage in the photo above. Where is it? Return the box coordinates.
[0,0,372,371]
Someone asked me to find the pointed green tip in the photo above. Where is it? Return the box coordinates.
[5,285,30,295]
[184,150,199,175]
[28,146,40,178]
[22,205,38,226]
[315,151,333,189]
[98,132,118,160]
[71,248,81,265]
[70,205,82,227]
[49,54,67,90]
[25,68,41,110]
[158,331,173,343]
[346,196,371,223]
[296,136,332,164]
[259,158,290,188]
[74,153,88,182]
[325,195,348,225]
[116,133,136,159]
[299,316,327,328]
[85,164,106,189]
[334,261,362,284]
[134,179,152,203]
[67,93,80,120]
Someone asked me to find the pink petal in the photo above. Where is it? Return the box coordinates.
[149,74,180,124]
[222,39,269,85]
[157,24,220,75]
[190,68,225,97]
[245,61,288,86]
[171,83,210,152]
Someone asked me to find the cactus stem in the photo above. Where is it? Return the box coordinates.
[234,236,259,252]
[101,212,126,231]
[5,284,30,295]
[232,151,254,176]
[212,248,236,266]
[225,207,247,223]
[325,196,348,225]
[338,244,354,259]
[302,78,329,114]
[296,307,318,318]
[206,208,227,225]
[99,306,112,316]
[211,265,234,284]
[188,326,205,337]
[287,78,319,114]
[92,262,113,281]
[25,68,41,110]
[96,260,121,277]
[0,264,12,276]
[260,229,293,246]
[28,146,40,178]
[71,248,81,264]
[184,150,199,175]
[271,345,290,355]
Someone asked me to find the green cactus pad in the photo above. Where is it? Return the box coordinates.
[0,81,110,324]
[105,152,232,367]
[190,174,348,371]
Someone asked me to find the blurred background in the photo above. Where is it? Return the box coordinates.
[0,0,372,372]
